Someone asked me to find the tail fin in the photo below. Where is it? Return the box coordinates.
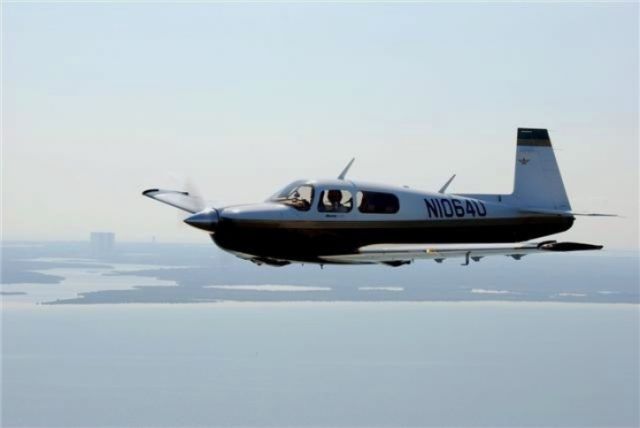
[512,128,571,210]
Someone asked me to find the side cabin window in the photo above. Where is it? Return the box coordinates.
[357,191,400,214]
[272,184,314,211]
[318,189,353,213]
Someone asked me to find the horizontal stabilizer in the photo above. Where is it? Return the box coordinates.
[142,188,204,213]
[519,207,617,217]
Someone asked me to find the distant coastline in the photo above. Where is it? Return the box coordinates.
[2,242,639,306]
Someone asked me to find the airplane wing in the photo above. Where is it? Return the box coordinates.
[320,241,603,266]
[142,188,204,214]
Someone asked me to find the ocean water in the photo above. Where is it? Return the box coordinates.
[2,243,639,426]
[2,302,638,427]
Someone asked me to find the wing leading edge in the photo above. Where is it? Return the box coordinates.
[320,241,603,266]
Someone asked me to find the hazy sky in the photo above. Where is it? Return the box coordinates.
[2,2,638,248]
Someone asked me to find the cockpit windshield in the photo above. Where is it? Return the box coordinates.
[269,182,314,211]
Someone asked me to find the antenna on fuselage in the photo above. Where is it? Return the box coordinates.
[338,158,355,180]
[438,174,456,193]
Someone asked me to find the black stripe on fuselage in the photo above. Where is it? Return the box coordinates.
[211,216,574,261]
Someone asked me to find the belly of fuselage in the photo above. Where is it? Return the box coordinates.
[211,216,574,260]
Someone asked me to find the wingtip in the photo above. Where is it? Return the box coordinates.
[541,242,604,252]
[142,188,159,196]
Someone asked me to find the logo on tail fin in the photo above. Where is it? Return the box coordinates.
[518,157,530,165]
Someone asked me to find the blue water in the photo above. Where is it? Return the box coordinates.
[2,302,638,427]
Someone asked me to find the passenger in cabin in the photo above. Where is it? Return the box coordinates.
[319,189,351,213]
[328,190,349,212]
[359,193,372,212]
[357,191,400,214]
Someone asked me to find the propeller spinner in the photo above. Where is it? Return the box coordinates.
[184,208,219,232]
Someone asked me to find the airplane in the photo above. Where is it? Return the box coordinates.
[143,128,611,267]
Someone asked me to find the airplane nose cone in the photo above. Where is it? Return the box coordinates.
[184,208,219,232]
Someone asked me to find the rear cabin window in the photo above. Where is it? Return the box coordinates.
[357,191,400,214]
[317,189,353,213]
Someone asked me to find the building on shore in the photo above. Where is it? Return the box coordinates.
[90,232,115,258]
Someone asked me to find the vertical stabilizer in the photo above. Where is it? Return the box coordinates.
[513,128,571,210]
